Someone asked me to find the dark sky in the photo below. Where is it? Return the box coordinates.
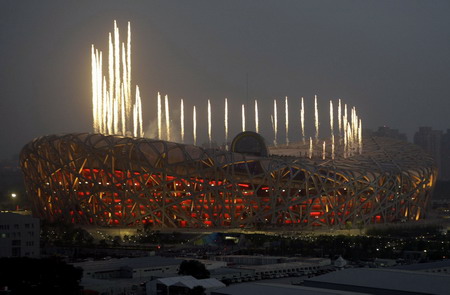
[1,0,450,160]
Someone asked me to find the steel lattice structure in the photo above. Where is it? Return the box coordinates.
[20,133,436,229]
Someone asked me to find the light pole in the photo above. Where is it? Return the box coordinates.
[10,193,17,210]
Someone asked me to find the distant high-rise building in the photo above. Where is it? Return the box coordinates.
[372,126,408,142]
[0,212,40,258]
[414,127,449,181]
[441,129,450,181]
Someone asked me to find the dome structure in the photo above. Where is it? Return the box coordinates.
[20,133,436,229]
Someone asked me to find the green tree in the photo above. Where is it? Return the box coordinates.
[0,257,82,295]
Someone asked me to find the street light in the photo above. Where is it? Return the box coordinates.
[10,193,18,210]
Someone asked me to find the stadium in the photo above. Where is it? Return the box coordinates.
[20,132,436,229]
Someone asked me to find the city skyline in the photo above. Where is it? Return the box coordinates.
[1,1,450,160]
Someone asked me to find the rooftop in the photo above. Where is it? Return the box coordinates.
[391,259,450,271]
[304,268,450,295]
[212,282,369,295]
[157,276,225,289]
[72,256,181,272]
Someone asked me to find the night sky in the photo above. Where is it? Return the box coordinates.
[1,1,450,160]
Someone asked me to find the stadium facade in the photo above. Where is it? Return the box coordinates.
[20,132,437,229]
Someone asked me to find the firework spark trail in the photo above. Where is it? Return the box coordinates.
[180,99,184,143]
[270,115,276,146]
[355,109,358,147]
[354,108,358,146]
[332,134,335,160]
[165,95,170,141]
[97,51,103,133]
[353,108,357,152]
[108,33,114,132]
[127,22,131,122]
[273,99,278,146]
[114,21,120,124]
[330,100,334,160]
[315,95,319,143]
[193,106,197,146]
[157,93,162,139]
[91,46,98,132]
[107,91,112,133]
[208,99,212,146]
[91,22,365,155]
[114,97,119,134]
[330,100,334,135]
[132,88,138,137]
[350,107,355,151]
[359,119,362,154]
[285,96,289,146]
[224,98,228,147]
[353,108,357,149]
[301,97,305,144]
[241,104,245,132]
[136,86,143,137]
[93,49,100,132]
[121,43,127,133]
[347,122,352,157]
[344,104,348,157]
[322,141,326,160]
[133,104,137,137]
[121,83,126,135]
[255,99,259,134]
[94,49,100,133]
[92,21,142,137]
[338,99,342,138]
[100,76,108,133]
[309,137,313,159]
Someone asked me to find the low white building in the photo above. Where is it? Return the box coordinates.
[73,257,231,294]
[0,212,40,258]
[216,255,289,265]
[210,267,256,283]
[72,256,182,279]
[239,260,332,280]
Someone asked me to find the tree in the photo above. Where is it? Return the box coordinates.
[0,257,82,295]
[40,219,95,247]
[356,220,364,234]
[345,221,353,231]
[189,286,206,295]
[98,239,109,248]
[178,260,210,279]
[112,235,121,247]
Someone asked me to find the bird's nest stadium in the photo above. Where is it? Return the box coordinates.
[20,132,436,229]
